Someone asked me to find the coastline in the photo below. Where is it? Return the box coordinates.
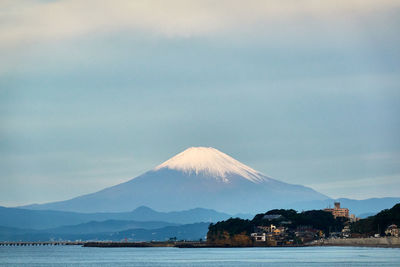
[310,237,400,248]
[2,239,399,248]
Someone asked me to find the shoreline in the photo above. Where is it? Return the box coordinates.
[310,237,400,248]
[82,237,400,248]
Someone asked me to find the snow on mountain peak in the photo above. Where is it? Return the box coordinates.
[154,147,266,183]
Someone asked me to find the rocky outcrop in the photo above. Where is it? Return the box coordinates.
[207,231,253,247]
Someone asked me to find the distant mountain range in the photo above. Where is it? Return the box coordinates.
[44,220,178,234]
[0,205,239,230]
[0,223,210,242]
[0,205,224,242]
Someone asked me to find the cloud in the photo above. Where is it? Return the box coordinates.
[1,0,399,205]
[1,0,399,47]
[307,174,400,199]
[309,174,400,190]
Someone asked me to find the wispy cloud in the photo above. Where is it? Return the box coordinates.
[1,0,399,46]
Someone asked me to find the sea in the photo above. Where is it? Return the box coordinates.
[1,246,399,266]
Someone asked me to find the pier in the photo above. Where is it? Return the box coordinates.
[0,241,84,246]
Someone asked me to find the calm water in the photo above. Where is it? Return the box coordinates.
[0,246,399,266]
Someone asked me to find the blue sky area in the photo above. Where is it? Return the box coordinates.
[1,0,399,206]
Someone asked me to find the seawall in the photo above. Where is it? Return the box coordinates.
[314,237,400,248]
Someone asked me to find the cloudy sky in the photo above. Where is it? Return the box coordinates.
[1,0,400,206]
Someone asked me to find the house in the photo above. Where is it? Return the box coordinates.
[341,225,351,238]
[385,224,399,237]
[252,224,288,244]
[251,232,266,242]
[257,224,276,233]
[349,214,359,223]
[273,226,286,236]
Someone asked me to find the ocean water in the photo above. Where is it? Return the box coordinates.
[0,246,399,266]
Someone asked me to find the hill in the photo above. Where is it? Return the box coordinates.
[351,203,400,236]
[207,208,346,246]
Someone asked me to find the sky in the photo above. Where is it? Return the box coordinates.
[1,0,400,206]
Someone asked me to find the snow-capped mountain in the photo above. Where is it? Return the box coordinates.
[22,147,329,213]
[154,147,266,183]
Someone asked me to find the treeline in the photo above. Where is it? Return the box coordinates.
[252,209,345,234]
[207,218,254,246]
[351,203,400,236]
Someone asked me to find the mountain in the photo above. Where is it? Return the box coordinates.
[22,147,328,214]
[0,205,234,230]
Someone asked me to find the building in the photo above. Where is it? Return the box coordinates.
[252,224,289,244]
[341,225,351,238]
[257,224,276,233]
[273,226,286,236]
[324,202,349,218]
[251,232,266,242]
[385,224,399,237]
[349,214,359,223]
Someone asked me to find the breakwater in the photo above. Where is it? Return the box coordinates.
[83,241,301,248]
[83,241,208,248]
[83,241,176,247]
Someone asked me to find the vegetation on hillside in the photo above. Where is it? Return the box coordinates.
[207,209,346,246]
[351,203,400,236]
[206,218,254,246]
[252,209,345,233]
[207,203,400,246]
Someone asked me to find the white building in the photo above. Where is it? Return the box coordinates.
[251,232,266,242]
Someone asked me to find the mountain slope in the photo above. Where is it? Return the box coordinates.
[21,147,329,214]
